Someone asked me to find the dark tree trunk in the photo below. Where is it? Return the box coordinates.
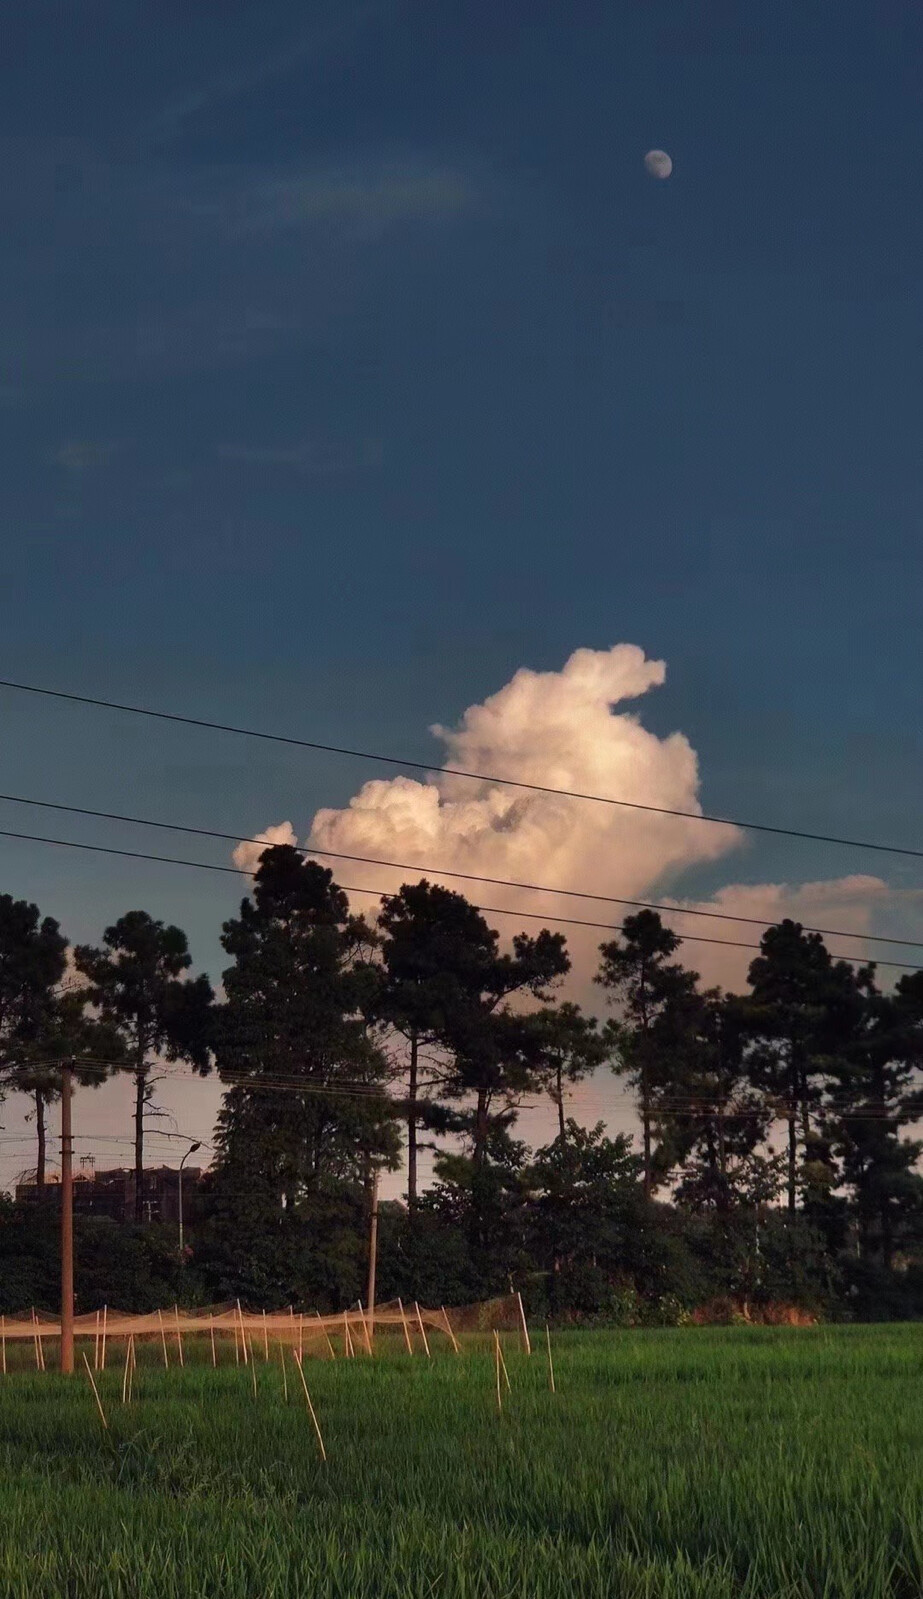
[556,1061,566,1142]
[787,1112,797,1213]
[34,1089,46,1193]
[641,1062,652,1200]
[474,1088,489,1168]
[407,1029,418,1209]
[134,1062,146,1223]
[881,1200,894,1270]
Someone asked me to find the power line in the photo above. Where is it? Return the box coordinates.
[0,823,919,968]
[0,790,920,952]
[4,1056,920,1126]
[1,675,921,860]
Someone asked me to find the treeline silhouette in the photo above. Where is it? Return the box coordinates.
[1,844,922,1323]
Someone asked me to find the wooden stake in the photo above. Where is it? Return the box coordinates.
[237,1300,248,1365]
[1,1315,6,1375]
[100,1305,108,1371]
[545,1323,555,1394]
[343,1311,353,1358]
[128,1335,136,1405]
[413,1301,431,1358]
[174,1305,184,1367]
[121,1336,132,1404]
[249,1335,257,1399]
[291,1351,327,1462]
[31,1309,41,1372]
[441,1306,460,1354]
[157,1307,170,1368]
[209,1320,216,1368]
[279,1342,288,1402]
[262,1309,269,1361]
[493,1331,502,1414]
[397,1298,414,1355]
[83,1352,108,1429]
[356,1299,373,1356]
[515,1290,531,1355]
[93,1309,100,1371]
[496,1333,511,1393]
[315,1310,335,1360]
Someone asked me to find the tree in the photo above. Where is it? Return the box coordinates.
[742,920,857,1214]
[377,881,498,1208]
[596,910,701,1198]
[437,924,570,1169]
[526,1121,642,1312]
[667,991,771,1213]
[212,847,398,1229]
[826,967,923,1266]
[0,897,118,1192]
[530,1001,609,1141]
[75,912,214,1222]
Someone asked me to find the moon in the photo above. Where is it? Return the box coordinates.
[644,149,673,180]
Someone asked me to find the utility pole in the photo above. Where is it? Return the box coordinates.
[60,1062,74,1375]
[366,1166,380,1338]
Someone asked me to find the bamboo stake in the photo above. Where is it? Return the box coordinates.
[498,1339,511,1393]
[157,1308,170,1368]
[356,1299,372,1356]
[121,1335,132,1404]
[397,1298,414,1355]
[262,1309,269,1361]
[291,1352,327,1462]
[493,1331,502,1414]
[232,1310,240,1365]
[413,1301,431,1358]
[279,1342,288,1402]
[343,1311,353,1358]
[441,1305,460,1354]
[209,1320,216,1368]
[515,1290,531,1355]
[31,1309,41,1372]
[249,1335,257,1399]
[1,1315,6,1375]
[237,1300,249,1365]
[315,1310,335,1360]
[127,1335,136,1405]
[174,1305,184,1367]
[83,1353,108,1429]
[93,1309,100,1371]
[100,1305,108,1371]
[545,1323,555,1394]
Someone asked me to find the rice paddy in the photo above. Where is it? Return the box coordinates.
[0,1324,921,1598]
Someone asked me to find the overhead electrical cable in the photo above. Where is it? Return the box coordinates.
[1,675,921,859]
[0,823,918,969]
[0,790,919,951]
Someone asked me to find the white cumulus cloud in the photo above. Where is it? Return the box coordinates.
[233,645,918,1001]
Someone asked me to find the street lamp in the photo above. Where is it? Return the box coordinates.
[177,1141,202,1256]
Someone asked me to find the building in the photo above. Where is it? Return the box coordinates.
[14,1164,205,1226]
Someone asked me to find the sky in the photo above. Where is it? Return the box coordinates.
[1,0,922,1195]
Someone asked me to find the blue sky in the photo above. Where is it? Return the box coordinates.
[1,1,922,1182]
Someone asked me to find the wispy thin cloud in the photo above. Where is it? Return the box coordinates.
[147,2,391,148]
[236,167,473,236]
[216,438,382,473]
[51,440,119,472]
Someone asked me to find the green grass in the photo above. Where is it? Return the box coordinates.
[0,1325,922,1597]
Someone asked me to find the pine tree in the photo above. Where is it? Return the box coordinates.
[76,912,213,1221]
[596,910,701,1198]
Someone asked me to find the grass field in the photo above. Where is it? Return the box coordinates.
[0,1324,921,1598]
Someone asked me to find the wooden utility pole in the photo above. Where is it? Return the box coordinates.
[366,1167,380,1340]
[60,1063,74,1374]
